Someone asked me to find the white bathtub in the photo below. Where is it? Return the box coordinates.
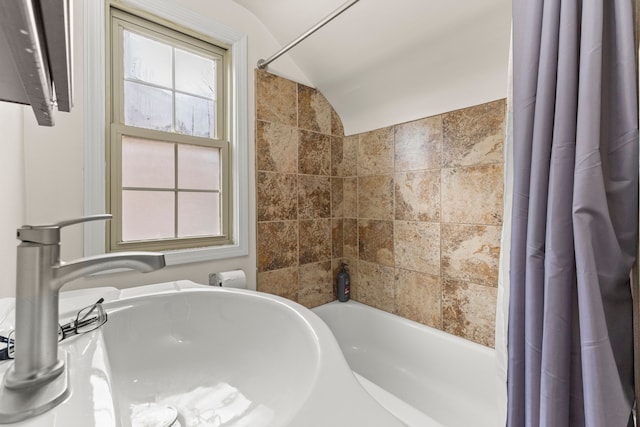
[312,300,502,427]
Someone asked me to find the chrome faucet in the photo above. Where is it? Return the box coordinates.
[0,214,166,423]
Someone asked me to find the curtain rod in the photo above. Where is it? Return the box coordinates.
[257,0,361,70]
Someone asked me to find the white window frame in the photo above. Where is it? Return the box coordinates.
[84,0,248,265]
[109,9,231,251]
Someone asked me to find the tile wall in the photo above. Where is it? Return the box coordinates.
[341,100,505,347]
[255,70,345,307]
[255,69,505,348]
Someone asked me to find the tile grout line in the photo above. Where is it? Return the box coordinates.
[391,124,397,315]
[296,83,301,303]
[439,114,445,332]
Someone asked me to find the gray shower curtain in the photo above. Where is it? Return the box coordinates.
[508,0,638,426]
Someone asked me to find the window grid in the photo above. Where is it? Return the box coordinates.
[119,142,222,241]
[122,28,218,138]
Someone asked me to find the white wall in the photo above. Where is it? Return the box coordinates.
[17,0,309,295]
[323,0,511,135]
[0,102,25,298]
[234,0,511,136]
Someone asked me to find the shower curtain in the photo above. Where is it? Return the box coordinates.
[507,0,638,426]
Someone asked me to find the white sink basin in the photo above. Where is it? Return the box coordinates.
[0,281,403,427]
[103,290,319,426]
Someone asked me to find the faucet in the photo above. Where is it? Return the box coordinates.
[0,214,165,423]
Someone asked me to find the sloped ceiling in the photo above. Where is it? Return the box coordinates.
[235,0,511,135]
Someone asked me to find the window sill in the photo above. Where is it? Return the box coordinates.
[164,242,248,266]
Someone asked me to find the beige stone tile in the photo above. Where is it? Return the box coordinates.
[299,219,331,265]
[298,175,331,219]
[256,121,298,173]
[257,267,299,302]
[442,100,505,168]
[343,177,358,218]
[356,260,395,313]
[330,136,344,177]
[358,127,394,176]
[257,221,298,272]
[358,219,394,266]
[442,279,497,347]
[441,164,503,225]
[358,175,394,220]
[395,269,442,328]
[257,172,297,221]
[394,221,440,275]
[441,224,501,287]
[298,84,331,134]
[298,129,330,175]
[299,261,334,308]
[394,115,442,172]
[256,70,297,126]
[343,218,358,259]
[331,136,358,177]
[331,177,344,218]
[343,135,358,177]
[332,219,343,258]
[395,170,440,222]
[331,106,344,137]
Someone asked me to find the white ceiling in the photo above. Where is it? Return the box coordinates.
[235,0,512,135]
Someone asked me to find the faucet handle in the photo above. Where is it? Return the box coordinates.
[18,214,113,244]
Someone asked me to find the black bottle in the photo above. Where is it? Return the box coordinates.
[337,263,350,302]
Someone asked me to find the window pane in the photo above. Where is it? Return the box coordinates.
[122,136,174,188]
[124,81,172,131]
[175,49,216,98]
[178,145,220,190]
[124,30,172,88]
[178,192,220,237]
[175,93,215,138]
[122,191,175,241]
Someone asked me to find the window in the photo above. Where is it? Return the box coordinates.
[107,8,232,252]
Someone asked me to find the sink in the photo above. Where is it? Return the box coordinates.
[102,289,319,426]
[0,281,403,427]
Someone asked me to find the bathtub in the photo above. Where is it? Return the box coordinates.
[312,300,501,427]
